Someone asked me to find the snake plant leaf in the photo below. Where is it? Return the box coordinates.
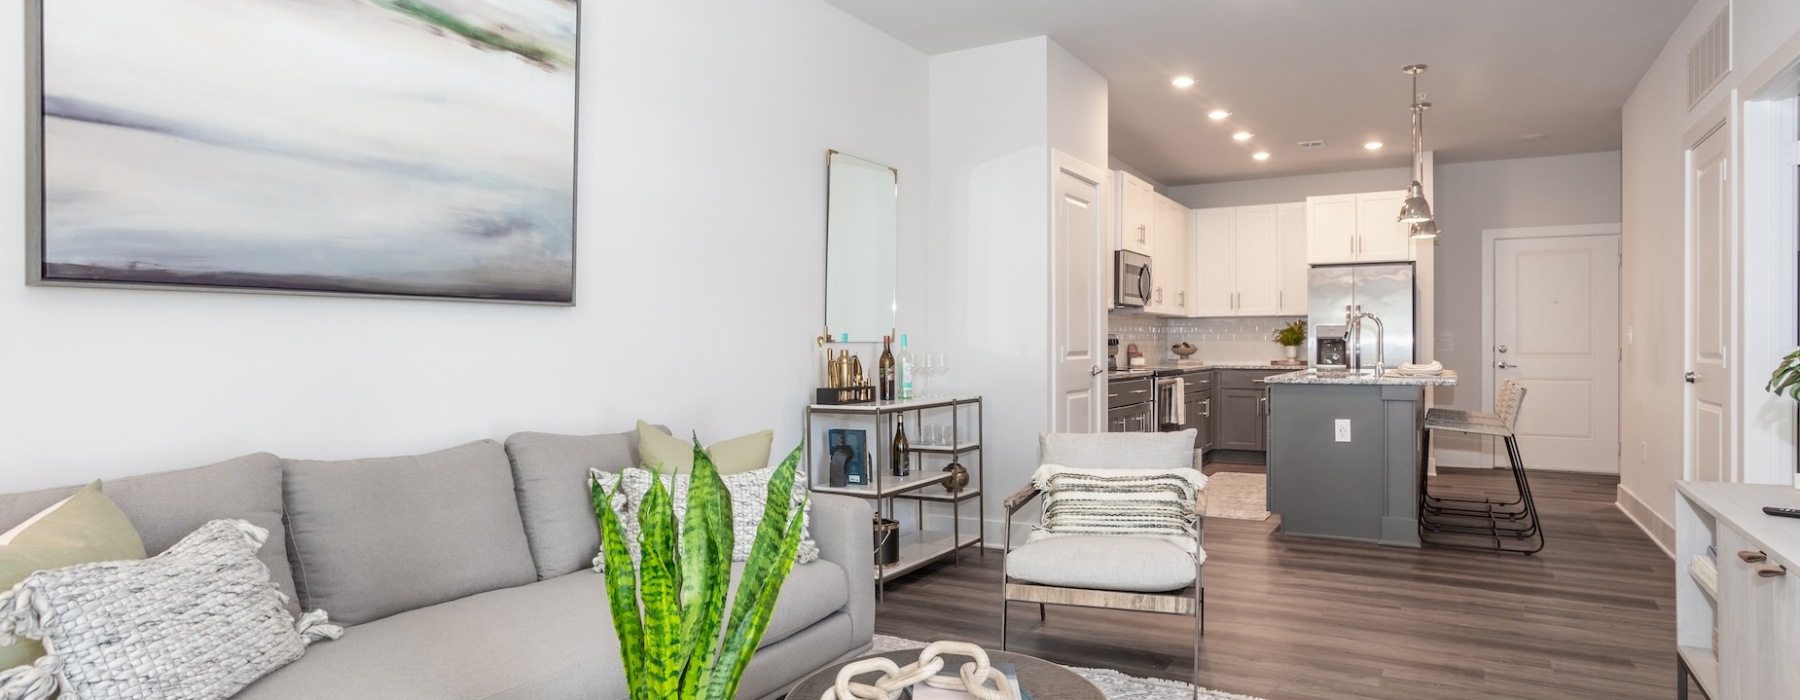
[709,494,806,700]
[591,475,646,700]
[637,476,684,698]
[679,440,731,700]
[707,444,805,700]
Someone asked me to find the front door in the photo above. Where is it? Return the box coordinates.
[1689,124,1731,483]
[1493,234,1621,472]
[1052,154,1104,433]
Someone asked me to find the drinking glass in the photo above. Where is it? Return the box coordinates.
[931,353,949,396]
[920,352,940,398]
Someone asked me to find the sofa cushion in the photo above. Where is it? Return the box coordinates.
[503,429,644,580]
[0,480,148,670]
[0,453,300,618]
[283,440,537,625]
[236,562,847,700]
[636,420,773,475]
[1006,535,1197,592]
[1039,430,1198,471]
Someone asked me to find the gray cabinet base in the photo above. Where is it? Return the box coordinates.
[1266,383,1423,547]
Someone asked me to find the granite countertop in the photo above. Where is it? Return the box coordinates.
[1263,368,1459,386]
[1110,361,1304,378]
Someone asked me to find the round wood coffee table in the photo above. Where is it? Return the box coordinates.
[786,647,1104,700]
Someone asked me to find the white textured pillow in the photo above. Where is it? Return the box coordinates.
[1029,464,1207,555]
[591,464,817,569]
[0,519,342,700]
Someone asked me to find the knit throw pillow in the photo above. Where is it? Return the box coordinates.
[0,520,343,700]
[1029,464,1207,555]
[590,464,817,571]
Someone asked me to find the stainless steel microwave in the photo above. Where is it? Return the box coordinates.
[1116,250,1151,307]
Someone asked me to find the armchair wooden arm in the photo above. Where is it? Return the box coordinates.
[1005,481,1042,514]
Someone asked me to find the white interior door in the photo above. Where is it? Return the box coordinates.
[1493,234,1620,472]
[1689,125,1732,482]
[1053,157,1104,433]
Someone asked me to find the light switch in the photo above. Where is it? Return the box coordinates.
[1334,419,1351,442]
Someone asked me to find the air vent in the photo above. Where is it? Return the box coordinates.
[1297,140,1326,150]
[1688,4,1731,109]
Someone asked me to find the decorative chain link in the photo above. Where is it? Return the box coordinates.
[821,641,1014,700]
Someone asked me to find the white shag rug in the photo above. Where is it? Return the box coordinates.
[1202,472,1271,522]
[872,635,1267,700]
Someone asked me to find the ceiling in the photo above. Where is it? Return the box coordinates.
[821,0,1697,186]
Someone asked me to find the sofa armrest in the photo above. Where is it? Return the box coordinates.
[806,494,873,643]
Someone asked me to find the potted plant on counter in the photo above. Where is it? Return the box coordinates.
[1273,319,1307,363]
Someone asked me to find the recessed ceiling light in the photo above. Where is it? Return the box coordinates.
[1207,110,1231,121]
[1172,76,1196,88]
[1520,133,1546,142]
[1252,152,1271,161]
[1364,141,1383,150]
[1232,131,1253,141]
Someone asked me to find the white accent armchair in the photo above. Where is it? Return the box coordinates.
[1000,430,1205,684]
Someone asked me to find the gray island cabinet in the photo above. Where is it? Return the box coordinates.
[1262,369,1458,547]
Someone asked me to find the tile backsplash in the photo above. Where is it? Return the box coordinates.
[1109,313,1305,363]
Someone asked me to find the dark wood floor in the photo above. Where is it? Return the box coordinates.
[872,463,1683,700]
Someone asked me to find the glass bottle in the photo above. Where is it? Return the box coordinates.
[891,414,911,477]
[878,335,896,401]
[899,334,914,401]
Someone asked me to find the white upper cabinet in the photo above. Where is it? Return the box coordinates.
[1191,207,1236,316]
[1306,190,1412,264]
[1188,203,1307,318]
[1355,190,1412,262]
[1116,171,1156,255]
[1277,202,1308,315]
[1148,193,1190,315]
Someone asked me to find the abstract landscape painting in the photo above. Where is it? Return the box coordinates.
[28,0,578,303]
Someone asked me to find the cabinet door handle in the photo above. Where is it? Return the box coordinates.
[1739,550,1769,563]
[1260,396,1269,415]
[1201,399,1210,417]
[1757,563,1788,578]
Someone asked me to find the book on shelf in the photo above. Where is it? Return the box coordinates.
[1689,554,1718,593]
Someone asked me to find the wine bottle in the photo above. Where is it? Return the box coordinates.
[878,335,896,401]
[891,414,911,477]
[899,334,914,401]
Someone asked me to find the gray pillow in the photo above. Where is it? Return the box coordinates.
[503,429,645,580]
[283,440,536,626]
[0,453,300,619]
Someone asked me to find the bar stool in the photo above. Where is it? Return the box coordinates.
[1418,380,1544,554]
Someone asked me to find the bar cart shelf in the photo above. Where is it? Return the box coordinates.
[804,395,984,597]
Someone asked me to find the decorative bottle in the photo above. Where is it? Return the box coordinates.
[899,334,914,401]
[891,414,911,477]
[878,335,896,401]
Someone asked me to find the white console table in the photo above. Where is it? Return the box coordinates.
[1675,481,1800,698]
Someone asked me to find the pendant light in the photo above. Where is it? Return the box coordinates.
[1399,64,1437,239]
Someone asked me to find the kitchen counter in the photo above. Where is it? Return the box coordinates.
[1264,368,1457,386]
[1109,361,1306,378]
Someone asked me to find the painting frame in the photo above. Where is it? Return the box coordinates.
[23,0,580,305]
[826,428,869,487]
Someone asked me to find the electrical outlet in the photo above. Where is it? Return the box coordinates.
[1334,419,1352,442]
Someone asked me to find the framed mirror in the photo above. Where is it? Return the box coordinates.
[825,150,897,342]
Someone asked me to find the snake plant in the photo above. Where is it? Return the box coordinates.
[1769,348,1800,400]
[590,439,807,700]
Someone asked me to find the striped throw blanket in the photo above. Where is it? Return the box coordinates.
[1029,464,1207,553]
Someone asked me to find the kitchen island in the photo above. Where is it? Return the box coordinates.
[1262,368,1457,547]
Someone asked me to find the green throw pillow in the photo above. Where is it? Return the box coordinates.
[0,480,147,669]
[637,420,773,475]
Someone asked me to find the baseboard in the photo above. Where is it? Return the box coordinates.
[1615,483,1675,559]
[922,512,1030,549]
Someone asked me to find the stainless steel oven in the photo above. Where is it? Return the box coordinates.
[1107,376,1154,432]
[1115,250,1151,308]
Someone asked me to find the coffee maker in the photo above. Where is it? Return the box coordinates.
[1314,325,1348,368]
[1107,336,1120,370]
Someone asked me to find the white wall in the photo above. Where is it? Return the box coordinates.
[1433,152,1623,410]
[0,0,928,491]
[1619,0,1800,548]
[927,37,1107,542]
[1169,167,1410,208]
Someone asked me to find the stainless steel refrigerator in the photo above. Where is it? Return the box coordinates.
[1307,263,1415,368]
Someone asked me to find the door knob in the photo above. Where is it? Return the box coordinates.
[1685,371,1697,383]
[1496,362,1518,369]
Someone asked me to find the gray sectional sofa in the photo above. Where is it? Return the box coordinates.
[0,428,875,699]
